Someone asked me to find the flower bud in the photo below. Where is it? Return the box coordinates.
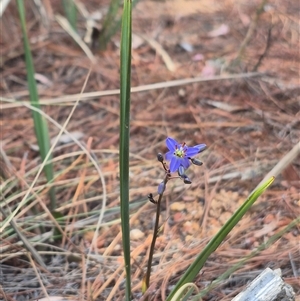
[157,153,164,162]
[183,176,192,184]
[190,158,203,166]
[157,182,166,195]
[148,193,156,204]
[178,165,185,177]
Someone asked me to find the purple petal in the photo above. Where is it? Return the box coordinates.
[181,158,191,169]
[186,146,201,157]
[194,143,207,153]
[169,157,181,173]
[165,151,174,161]
[166,137,178,151]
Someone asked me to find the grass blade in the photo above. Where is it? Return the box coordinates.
[99,0,121,50]
[62,0,77,31]
[0,204,47,270]
[99,0,140,50]
[16,0,56,210]
[194,215,300,300]
[120,0,132,299]
[166,177,275,301]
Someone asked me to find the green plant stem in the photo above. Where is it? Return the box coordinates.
[144,173,169,294]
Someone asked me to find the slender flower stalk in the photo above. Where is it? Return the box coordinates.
[144,172,169,294]
[143,137,206,298]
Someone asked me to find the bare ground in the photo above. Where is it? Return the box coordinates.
[1,0,299,300]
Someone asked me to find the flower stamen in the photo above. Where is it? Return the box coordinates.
[165,137,206,173]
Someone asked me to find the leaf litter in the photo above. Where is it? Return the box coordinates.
[1,0,299,300]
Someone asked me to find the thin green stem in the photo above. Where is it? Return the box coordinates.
[144,173,169,295]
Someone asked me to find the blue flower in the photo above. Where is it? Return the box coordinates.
[165,137,206,173]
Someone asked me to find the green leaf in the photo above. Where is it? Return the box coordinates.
[169,283,199,301]
[51,211,64,240]
[119,0,132,300]
[16,0,56,210]
[193,214,300,300]
[166,177,275,301]
[99,0,140,50]
[62,0,77,31]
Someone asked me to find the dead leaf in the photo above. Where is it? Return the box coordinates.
[208,24,230,37]
[36,297,75,301]
[282,164,300,182]
[254,219,278,238]
[204,99,245,112]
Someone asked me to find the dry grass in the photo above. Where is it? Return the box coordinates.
[1,0,299,300]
